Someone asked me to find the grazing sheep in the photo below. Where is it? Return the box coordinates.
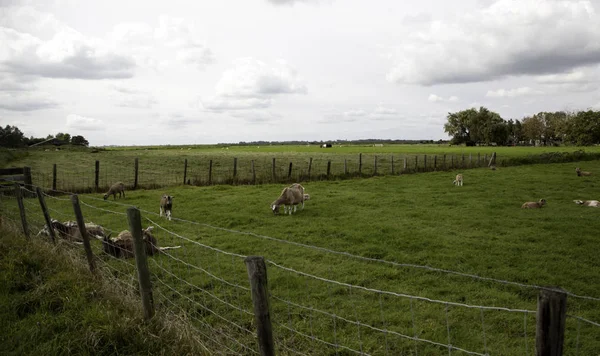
[573,200,600,207]
[521,199,547,209]
[576,167,592,177]
[453,174,464,186]
[271,183,306,215]
[101,226,181,259]
[103,182,126,200]
[160,195,174,221]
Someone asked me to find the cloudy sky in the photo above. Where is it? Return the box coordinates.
[1,0,600,146]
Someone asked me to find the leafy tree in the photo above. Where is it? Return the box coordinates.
[444,107,506,145]
[0,125,26,148]
[521,116,545,144]
[55,132,71,143]
[564,110,600,146]
[71,135,89,147]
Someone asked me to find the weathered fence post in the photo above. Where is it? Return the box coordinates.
[434,155,437,171]
[272,158,276,182]
[14,183,29,239]
[95,160,100,192]
[327,160,331,177]
[36,186,56,244]
[233,157,238,180]
[183,159,188,185]
[71,194,96,272]
[489,152,497,167]
[484,154,488,166]
[359,153,362,174]
[308,157,313,179]
[344,159,348,175]
[134,158,139,190]
[127,207,155,320]
[287,162,293,180]
[391,156,395,175]
[403,155,407,172]
[208,160,213,185]
[423,155,427,171]
[374,156,378,175]
[536,288,567,356]
[23,166,32,194]
[443,154,447,170]
[414,156,418,172]
[52,164,57,192]
[251,160,256,185]
[245,256,275,356]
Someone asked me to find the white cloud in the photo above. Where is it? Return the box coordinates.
[230,110,282,123]
[109,83,158,109]
[0,91,58,111]
[428,94,458,102]
[154,15,215,69]
[66,114,105,131]
[486,87,544,98]
[387,0,600,85]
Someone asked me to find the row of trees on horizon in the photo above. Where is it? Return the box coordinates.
[2,107,600,148]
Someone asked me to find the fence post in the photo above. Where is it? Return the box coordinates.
[374,156,378,176]
[183,159,188,185]
[423,155,427,171]
[36,186,56,244]
[391,156,395,175]
[233,158,238,180]
[14,183,29,239]
[251,160,256,185]
[208,160,213,185]
[23,166,32,194]
[245,256,275,356]
[52,164,57,192]
[127,207,155,320]
[403,156,407,172]
[489,152,497,167]
[344,159,348,175]
[536,288,567,356]
[94,160,100,192]
[359,153,362,174]
[287,162,293,181]
[443,154,447,170]
[327,160,331,177]
[134,158,139,189]
[484,154,488,166]
[71,194,96,273]
[434,155,437,171]
[308,157,313,179]
[414,155,418,172]
[462,153,465,168]
[272,158,276,182]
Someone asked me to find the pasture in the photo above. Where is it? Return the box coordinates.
[2,156,599,354]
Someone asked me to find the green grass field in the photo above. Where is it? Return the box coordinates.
[2,156,599,355]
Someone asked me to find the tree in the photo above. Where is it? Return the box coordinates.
[564,110,600,146]
[0,125,26,148]
[71,135,90,147]
[444,107,506,145]
[521,116,545,144]
[55,132,71,143]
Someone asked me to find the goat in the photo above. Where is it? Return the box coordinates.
[453,174,463,186]
[573,200,600,207]
[521,199,547,209]
[101,226,181,259]
[271,183,306,215]
[576,167,592,177]
[160,195,174,221]
[104,182,125,200]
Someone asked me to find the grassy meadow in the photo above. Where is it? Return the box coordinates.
[2,151,600,355]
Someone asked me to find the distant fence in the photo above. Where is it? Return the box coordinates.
[1,183,599,355]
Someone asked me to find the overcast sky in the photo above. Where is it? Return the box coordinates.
[1,0,600,146]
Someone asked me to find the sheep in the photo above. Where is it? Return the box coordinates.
[573,200,600,207]
[103,182,125,200]
[160,195,174,221]
[521,199,547,209]
[37,219,106,242]
[271,183,306,215]
[453,174,463,186]
[576,167,592,177]
[490,165,497,171]
[101,226,181,259]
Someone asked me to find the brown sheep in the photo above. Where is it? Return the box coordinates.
[104,182,125,200]
[521,199,547,209]
[576,167,592,177]
[101,226,180,258]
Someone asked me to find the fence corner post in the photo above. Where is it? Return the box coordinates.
[14,182,29,239]
[536,288,567,356]
[127,207,155,320]
[71,194,96,272]
[245,256,275,356]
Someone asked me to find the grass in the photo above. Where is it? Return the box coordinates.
[2,159,599,355]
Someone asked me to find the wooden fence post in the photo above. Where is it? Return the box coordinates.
[208,160,213,185]
[391,156,395,175]
[462,153,465,168]
[403,156,407,172]
[36,187,56,244]
[127,207,155,320]
[414,156,418,172]
[359,153,362,174]
[287,162,293,180]
[233,158,238,180]
[344,159,348,175]
[484,154,488,166]
[183,159,188,185]
[423,155,427,171]
[443,154,447,170]
[71,194,96,273]
[14,183,29,239]
[245,256,275,356]
[374,156,378,175]
[134,158,139,189]
[251,160,256,185]
[327,160,331,177]
[489,152,497,167]
[308,158,313,179]
[23,166,32,194]
[272,158,276,182]
[434,155,437,171]
[52,164,57,192]
[95,160,100,192]
[536,288,567,356]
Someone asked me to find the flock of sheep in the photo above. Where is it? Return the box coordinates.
[453,167,597,209]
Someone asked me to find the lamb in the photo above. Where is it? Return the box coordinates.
[103,182,126,200]
[573,200,600,207]
[576,167,592,177]
[37,219,106,242]
[453,174,463,186]
[271,183,307,215]
[160,195,174,221]
[101,226,181,259]
[521,199,547,209]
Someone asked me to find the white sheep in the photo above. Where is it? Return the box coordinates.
[521,199,546,209]
[576,167,592,177]
[271,183,307,215]
[101,226,181,259]
[37,219,106,242]
[160,195,174,221]
[573,200,599,207]
[453,174,463,186]
[103,182,125,200]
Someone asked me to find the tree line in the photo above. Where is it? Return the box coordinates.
[0,125,89,148]
[444,107,600,146]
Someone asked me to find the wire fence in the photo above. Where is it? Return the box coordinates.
[1,183,599,355]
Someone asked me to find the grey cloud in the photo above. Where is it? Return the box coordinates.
[0,95,58,111]
[230,110,282,124]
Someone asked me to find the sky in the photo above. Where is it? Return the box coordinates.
[1,0,600,146]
